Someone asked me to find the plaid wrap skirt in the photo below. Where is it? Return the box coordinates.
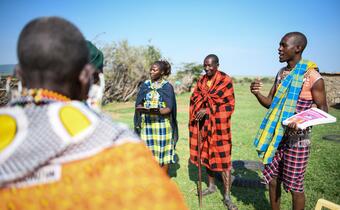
[141,114,175,165]
[262,129,311,192]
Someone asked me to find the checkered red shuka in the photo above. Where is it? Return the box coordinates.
[189,71,235,171]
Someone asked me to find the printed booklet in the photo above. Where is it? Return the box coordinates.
[282,107,336,129]
[136,107,160,114]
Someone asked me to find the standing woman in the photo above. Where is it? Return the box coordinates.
[134,60,178,175]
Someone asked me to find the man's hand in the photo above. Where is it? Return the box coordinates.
[195,108,207,121]
[287,121,299,130]
[250,78,263,95]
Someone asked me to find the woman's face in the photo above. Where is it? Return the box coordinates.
[150,64,162,81]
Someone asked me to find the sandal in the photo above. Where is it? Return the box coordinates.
[223,196,238,210]
[196,186,217,196]
[202,186,217,196]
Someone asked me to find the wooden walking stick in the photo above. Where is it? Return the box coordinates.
[197,119,203,208]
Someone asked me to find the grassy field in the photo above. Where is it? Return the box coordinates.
[103,82,340,210]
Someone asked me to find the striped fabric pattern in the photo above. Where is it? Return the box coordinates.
[140,80,175,165]
[254,60,317,164]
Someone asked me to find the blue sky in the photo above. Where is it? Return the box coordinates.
[0,0,339,76]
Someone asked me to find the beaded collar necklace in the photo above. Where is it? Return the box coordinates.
[150,79,166,89]
[10,89,71,106]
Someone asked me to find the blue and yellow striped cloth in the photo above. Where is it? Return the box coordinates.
[254,60,317,164]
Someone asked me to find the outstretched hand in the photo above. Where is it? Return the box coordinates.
[195,108,206,121]
[250,78,263,95]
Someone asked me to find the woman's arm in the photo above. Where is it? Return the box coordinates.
[159,107,171,115]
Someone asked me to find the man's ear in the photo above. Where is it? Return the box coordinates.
[15,65,22,80]
[79,64,95,86]
[295,45,303,54]
[78,64,95,100]
[15,64,26,87]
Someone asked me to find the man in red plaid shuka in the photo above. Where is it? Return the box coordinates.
[189,54,237,209]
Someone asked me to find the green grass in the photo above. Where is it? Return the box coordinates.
[103,83,340,210]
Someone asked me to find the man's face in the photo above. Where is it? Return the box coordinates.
[278,35,298,63]
[203,58,218,78]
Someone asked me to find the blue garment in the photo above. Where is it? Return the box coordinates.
[253,60,315,164]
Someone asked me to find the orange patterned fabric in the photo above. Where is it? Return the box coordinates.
[189,71,235,171]
[0,142,187,210]
[299,69,322,100]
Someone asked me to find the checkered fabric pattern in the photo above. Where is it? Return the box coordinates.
[0,105,68,183]
[189,71,235,171]
[0,101,140,185]
[262,133,311,192]
[254,60,317,164]
[140,80,175,165]
[296,99,314,113]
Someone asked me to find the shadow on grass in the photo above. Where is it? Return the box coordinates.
[188,158,270,210]
[330,103,340,109]
[188,159,232,206]
[230,161,270,210]
[187,159,208,205]
[169,153,180,178]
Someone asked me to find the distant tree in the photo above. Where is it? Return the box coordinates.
[144,44,162,68]
[260,77,274,83]
[170,62,202,94]
[176,63,202,82]
[102,40,161,102]
[243,77,252,83]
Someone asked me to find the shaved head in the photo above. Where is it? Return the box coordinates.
[204,54,219,66]
[18,17,88,85]
[284,32,308,52]
[17,16,90,100]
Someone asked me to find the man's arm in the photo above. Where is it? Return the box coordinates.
[288,77,328,130]
[250,79,276,109]
[312,79,328,112]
